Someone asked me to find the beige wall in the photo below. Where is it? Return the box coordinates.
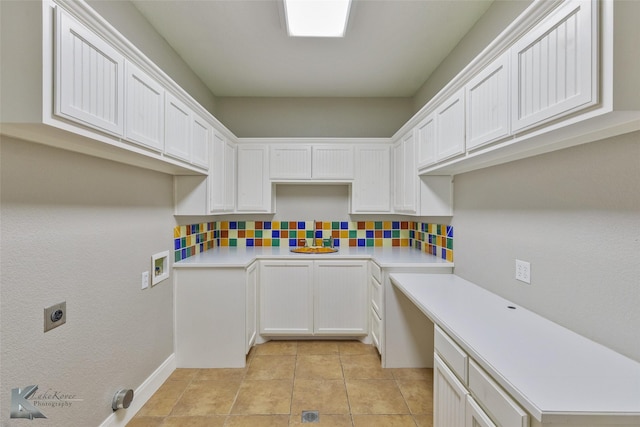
[216,97,414,138]
[87,0,218,115]
[0,137,176,426]
[412,0,532,112]
[451,131,640,362]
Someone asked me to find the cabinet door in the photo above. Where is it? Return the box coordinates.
[402,131,417,213]
[237,145,272,212]
[260,261,314,335]
[224,140,236,211]
[370,306,382,354]
[246,262,257,353]
[55,8,124,136]
[269,145,312,179]
[434,353,468,427]
[210,133,235,213]
[312,145,354,179]
[392,141,404,211]
[466,52,510,150]
[124,61,164,151]
[511,0,596,132]
[352,145,390,213]
[164,92,191,162]
[394,132,417,214]
[209,132,226,212]
[314,261,368,335]
[466,396,497,427]
[191,114,210,169]
[417,113,437,167]
[436,89,466,161]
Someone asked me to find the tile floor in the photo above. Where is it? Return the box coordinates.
[127,340,434,427]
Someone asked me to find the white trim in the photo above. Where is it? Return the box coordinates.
[98,353,176,427]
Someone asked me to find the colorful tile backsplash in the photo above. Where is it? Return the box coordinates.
[174,221,453,262]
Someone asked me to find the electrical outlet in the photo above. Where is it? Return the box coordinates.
[141,271,149,290]
[515,259,531,284]
[44,302,66,332]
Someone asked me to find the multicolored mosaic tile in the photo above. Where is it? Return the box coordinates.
[173,220,453,262]
[173,222,216,262]
[410,222,454,262]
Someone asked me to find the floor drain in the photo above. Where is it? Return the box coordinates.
[301,410,319,423]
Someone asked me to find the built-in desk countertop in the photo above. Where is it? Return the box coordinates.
[390,273,640,425]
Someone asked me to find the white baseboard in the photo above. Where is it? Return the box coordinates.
[98,353,176,427]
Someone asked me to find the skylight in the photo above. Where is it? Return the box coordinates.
[284,0,352,38]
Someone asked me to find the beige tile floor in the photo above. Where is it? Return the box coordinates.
[127,340,434,427]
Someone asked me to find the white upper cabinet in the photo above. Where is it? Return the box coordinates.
[125,61,164,152]
[352,145,391,213]
[511,0,597,132]
[55,8,124,136]
[393,131,417,214]
[435,89,466,161]
[417,113,437,167]
[269,145,312,179]
[312,145,354,179]
[237,144,272,213]
[466,52,510,150]
[269,144,354,180]
[191,113,211,169]
[164,92,191,162]
[210,132,236,213]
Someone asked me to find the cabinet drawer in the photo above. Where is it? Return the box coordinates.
[370,261,381,282]
[434,325,468,384]
[370,275,382,316]
[468,359,529,427]
[370,306,381,352]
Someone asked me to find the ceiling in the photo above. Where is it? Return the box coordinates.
[131,0,494,98]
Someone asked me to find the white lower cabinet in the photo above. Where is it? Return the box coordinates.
[174,267,248,368]
[466,396,497,427]
[314,260,368,335]
[369,261,383,353]
[434,325,529,427]
[434,353,469,427]
[259,260,368,337]
[260,260,314,335]
[246,262,258,353]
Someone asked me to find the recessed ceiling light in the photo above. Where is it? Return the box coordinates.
[284,0,352,38]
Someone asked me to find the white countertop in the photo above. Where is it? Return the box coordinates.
[390,273,640,424]
[173,246,454,269]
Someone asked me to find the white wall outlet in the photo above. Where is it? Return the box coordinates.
[141,271,149,289]
[515,259,531,284]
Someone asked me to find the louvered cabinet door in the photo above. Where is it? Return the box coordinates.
[55,8,124,136]
[434,353,468,427]
[511,0,597,132]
